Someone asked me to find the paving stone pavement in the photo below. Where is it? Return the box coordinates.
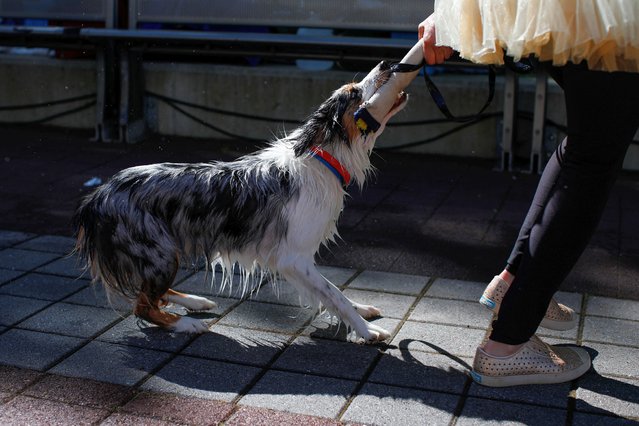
[0,230,637,425]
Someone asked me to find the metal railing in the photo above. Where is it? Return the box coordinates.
[0,0,547,172]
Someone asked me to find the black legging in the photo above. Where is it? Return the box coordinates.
[491,62,639,345]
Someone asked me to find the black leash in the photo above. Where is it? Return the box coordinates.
[391,61,496,123]
[355,59,498,134]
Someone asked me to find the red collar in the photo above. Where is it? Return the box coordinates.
[309,146,351,187]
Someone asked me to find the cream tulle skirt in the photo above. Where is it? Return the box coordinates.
[435,0,639,72]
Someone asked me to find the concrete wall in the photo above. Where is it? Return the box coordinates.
[144,62,505,159]
[0,54,96,129]
[1,54,638,170]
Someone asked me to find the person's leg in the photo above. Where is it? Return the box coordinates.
[491,63,639,346]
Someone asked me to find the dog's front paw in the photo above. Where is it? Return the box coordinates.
[171,317,209,334]
[353,302,382,319]
[360,322,391,344]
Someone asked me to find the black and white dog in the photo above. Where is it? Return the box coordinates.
[74,61,408,343]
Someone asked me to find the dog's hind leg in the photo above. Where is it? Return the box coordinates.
[278,257,390,343]
[163,289,217,312]
[134,257,208,334]
[135,292,208,333]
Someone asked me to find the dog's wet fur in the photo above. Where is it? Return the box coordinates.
[74,61,408,342]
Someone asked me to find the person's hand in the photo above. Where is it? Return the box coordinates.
[418,14,453,65]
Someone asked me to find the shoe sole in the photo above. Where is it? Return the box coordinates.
[471,347,591,387]
[479,295,577,331]
[540,315,578,331]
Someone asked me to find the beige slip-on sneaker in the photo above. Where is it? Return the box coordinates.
[480,276,578,331]
[471,335,591,387]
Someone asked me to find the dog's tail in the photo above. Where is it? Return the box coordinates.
[72,192,98,272]
[72,191,141,300]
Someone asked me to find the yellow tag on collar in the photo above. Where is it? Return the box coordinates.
[356,118,368,132]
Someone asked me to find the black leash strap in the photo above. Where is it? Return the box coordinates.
[391,61,496,123]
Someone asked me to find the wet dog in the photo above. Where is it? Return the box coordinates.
[74,61,409,343]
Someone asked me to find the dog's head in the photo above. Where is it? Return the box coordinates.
[293,61,409,157]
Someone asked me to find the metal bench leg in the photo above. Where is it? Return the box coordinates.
[529,69,548,174]
[94,42,119,142]
[119,46,146,143]
[500,68,517,172]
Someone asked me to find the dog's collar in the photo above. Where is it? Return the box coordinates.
[309,146,351,187]
[354,106,380,135]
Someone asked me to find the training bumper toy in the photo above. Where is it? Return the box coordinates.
[354,39,424,135]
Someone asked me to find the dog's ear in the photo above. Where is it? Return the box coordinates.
[293,87,361,157]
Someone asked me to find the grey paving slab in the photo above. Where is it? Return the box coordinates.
[392,320,487,358]
[305,313,401,343]
[174,269,253,299]
[35,255,88,279]
[172,268,196,285]
[165,296,238,319]
[346,270,429,295]
[0,294,50,326]
[585,342,639,379]
[586,296,639,321]
[0,269,22,286]
[0,230,35,249]
[173,270,214,294]
[457,397,568,425]
[240,370,357,418]
[316,265,357,286]
[63,284,116,308]
[142,355,262,402]
[342,382,457,426]
[217,301,315,334]
[342,288,416,319]
[15,235,76,254]
[555,291,583,314]
[249,279,309,307]
[272,335,379,381]
[51,341,173,386]
[182,324,289,367]
[17,302,122,338]
[368,348,470,394]
[0,273,87,301]
[409,297,493,329]
[575,373,639,419]
[0,248,59,272]
[572,412,639,425]
[467,380,572,409]
[97,315,192,353]
[425,278,485,302]
[0,329,85,371]
[583,316,639,347]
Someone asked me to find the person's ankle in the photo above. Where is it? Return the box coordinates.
[498,269,515,286]
[482,339,524,357]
